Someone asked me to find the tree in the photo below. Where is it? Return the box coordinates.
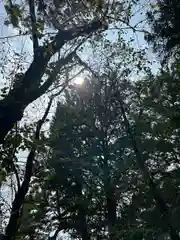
[1,98,53,240]
[0,1,145,239]
[3,1,180,239]
[46,58,180,239]
[15,39,144,239]
[16,37,180,240]
[0,0,128,143]
[146,0,180,58]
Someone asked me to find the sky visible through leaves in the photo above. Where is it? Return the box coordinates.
[0,0,173,239]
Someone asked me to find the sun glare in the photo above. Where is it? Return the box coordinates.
[74,77,84,85]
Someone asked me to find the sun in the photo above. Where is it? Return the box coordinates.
[74,77,84,85]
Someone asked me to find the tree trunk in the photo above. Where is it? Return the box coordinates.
[102,140,117,239]
[106,184,117,240]
[74,176,90,240]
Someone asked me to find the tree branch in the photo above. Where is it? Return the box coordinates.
[46,67,85,95]
[4,99,53,240]
[28,35,90,102]
[0,19,106,143]
[74,54,99,78]
[11,160,20,191]
[28,0,39,54]
[46,19,107,59]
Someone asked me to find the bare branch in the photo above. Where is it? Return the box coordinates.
[46,67,85,95]
[107,15,150,35]
[75,54,99,78]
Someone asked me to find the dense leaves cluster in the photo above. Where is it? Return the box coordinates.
[146,0,180,58]
[15,56,180,239]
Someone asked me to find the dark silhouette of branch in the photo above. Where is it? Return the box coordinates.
[0,19,106,144]
[36,52,79,97]
[11,160,20,191]
[4,99,53,240]
[46,67,85,95]
[74,54,99,78]
[8,0,13,8]
[29,36,88,101]
[11,123,21,191]
[28,0,39,54]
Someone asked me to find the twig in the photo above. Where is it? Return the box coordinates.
[74,54,99,78]
[47,67,85,96]
[30,35,91,101]
[8,0,13,8]
[107,16,151,35]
